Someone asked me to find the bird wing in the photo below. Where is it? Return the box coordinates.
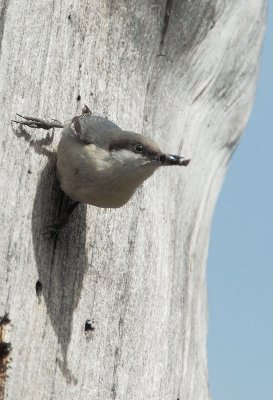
[70,114,122,145]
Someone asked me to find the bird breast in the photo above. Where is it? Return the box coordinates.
[56,131,158,208]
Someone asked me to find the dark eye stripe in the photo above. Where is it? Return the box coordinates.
[110,140,145,152]
[109,139,132,150]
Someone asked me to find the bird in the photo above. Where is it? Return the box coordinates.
[14,105,190,235]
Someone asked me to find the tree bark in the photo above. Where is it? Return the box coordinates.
[0,1,266,399]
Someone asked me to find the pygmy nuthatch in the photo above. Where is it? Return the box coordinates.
[14,106,190,232]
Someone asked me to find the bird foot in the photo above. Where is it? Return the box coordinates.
[42,222,64,239]
[13,114,63,130]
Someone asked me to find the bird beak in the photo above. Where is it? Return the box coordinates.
[157,153,191,166]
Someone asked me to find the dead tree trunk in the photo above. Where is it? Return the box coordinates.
[0,1,266,399]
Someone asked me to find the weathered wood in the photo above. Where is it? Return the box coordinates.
[0,1,266,399]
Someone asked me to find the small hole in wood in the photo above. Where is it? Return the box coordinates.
[35,280,43,297]
[0,314,10,326]
[85,319,95,332]
[0,342,11,359]
[77,95,81,101]
[68,14,71,20]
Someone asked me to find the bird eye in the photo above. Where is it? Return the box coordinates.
[135,144,144,152]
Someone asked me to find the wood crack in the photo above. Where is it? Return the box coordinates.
[160,0,173,52]
[0,0,9,59]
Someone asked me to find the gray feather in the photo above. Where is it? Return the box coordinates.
[71,114,121,146]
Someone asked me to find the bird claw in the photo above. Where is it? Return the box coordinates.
[13,114,63,130]
[42,223,63,239]
[42,201,79,239]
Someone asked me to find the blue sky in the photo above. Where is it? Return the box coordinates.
[207,4,273,400]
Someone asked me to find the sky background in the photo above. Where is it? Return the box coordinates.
[207,4,273,400]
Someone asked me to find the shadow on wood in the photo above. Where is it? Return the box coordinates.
[31,153,88,384]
